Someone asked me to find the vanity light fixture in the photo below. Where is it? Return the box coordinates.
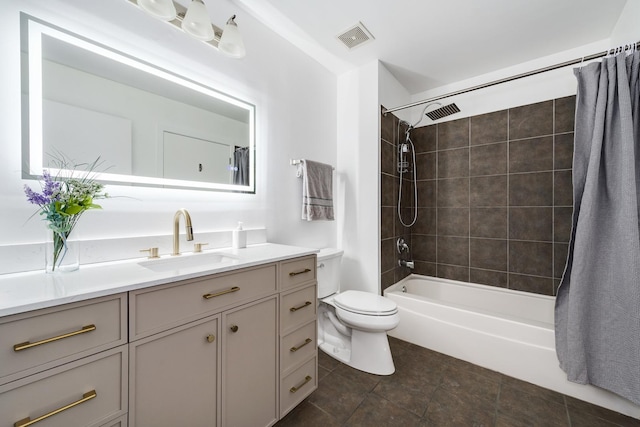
[128,0,245,58]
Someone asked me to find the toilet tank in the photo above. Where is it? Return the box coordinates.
[317,248,344,298]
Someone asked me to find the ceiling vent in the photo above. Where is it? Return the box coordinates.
[336,21,374,50]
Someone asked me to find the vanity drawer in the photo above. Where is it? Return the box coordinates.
[280,255,316,290]
[100,415,127,427]
[0,346,127,427]
[280,356,317,418]
[131,264,277,339]
[280,284,317,333]
[0,294,127,386]
[280,320,317,375]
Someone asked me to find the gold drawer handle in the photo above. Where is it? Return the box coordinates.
[290,338,312,352]
[203,286,240,299]
[289,268,311,277]
[14,390,97,427]
[13,325,96,352]
[290,301,312,312]
[290,375,312,393]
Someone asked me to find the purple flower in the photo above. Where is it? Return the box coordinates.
[24,184,50,205]
[42,170,61,199]
[24,170,64,206]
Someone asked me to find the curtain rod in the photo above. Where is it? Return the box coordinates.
[382,41,640,116]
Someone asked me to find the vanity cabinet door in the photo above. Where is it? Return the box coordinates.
[222,296,277,427]
[129,316,220,427]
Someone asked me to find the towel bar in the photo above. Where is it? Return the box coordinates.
[290,159,335,170]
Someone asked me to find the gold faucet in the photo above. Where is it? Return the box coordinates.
[172,209,194,256]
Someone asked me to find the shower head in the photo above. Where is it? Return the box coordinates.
[410,102,461,128]
[425,103,461,121]
[411,102,441,127]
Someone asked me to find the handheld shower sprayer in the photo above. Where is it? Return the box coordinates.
[396,102,442,227]
[394,101,461,228]
[397,121,412,174]
[400,131,410,157]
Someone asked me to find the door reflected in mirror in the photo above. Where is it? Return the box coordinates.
[22,13,255,192]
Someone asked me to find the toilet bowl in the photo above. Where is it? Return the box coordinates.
[317,249,399,375]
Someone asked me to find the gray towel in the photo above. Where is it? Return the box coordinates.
[298,159,334,221]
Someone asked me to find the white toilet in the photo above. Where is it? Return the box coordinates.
[317,248,400,375]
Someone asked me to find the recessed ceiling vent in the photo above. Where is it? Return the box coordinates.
[336,21,374,50]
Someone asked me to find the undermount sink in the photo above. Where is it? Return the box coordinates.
[138,251,237,273]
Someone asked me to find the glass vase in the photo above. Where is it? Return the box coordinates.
[45,228,80,273]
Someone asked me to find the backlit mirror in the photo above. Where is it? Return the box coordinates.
[21,14,255,192]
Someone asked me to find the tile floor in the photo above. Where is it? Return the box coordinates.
[275,337,640,427]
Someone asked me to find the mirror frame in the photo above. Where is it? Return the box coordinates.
[21,13,256,193]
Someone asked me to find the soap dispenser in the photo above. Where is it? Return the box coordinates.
[232,222,246,249]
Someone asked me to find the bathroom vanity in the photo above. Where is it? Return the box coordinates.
[0,244,318,427]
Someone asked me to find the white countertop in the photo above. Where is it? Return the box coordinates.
[0,243,319,317]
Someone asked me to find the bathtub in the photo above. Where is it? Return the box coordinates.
[384,275,640,419]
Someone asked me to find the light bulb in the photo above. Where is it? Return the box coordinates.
[182,0,215,41]
[219,15,246,59]
[137,0,177,21]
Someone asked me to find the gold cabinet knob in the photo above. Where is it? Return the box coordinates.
[206,334,215,343]
[230,325,239,333]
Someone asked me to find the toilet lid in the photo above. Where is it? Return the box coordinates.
[333,290,397,315]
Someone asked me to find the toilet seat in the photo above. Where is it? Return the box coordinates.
[333,290,398,316]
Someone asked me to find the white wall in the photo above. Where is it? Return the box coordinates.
[610,0,640,45]
[336,61,380,293]
[0,0,337,273]
[379,64,412,125]
[333,59,412,295]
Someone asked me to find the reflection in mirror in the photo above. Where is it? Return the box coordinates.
[21,14,255,192]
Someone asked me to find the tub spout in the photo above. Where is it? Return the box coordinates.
[398,259,414,269]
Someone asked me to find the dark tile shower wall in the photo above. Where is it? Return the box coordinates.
[380,96,575,296]
[380,109,413,289]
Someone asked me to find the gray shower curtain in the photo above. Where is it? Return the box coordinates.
[555,50,640,404]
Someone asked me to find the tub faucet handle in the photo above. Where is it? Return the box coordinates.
[397,237,410,254]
